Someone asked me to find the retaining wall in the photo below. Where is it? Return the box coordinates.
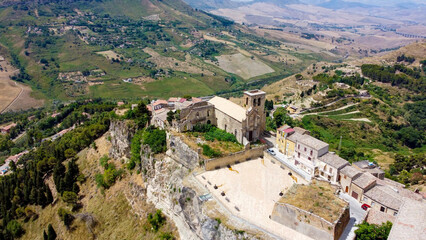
[204,145,266,171]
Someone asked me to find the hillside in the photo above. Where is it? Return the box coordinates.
[260,41,425,189]
[0,0,332,105]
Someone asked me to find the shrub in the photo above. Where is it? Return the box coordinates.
[58,208,74,228]
[6,220,24,238]
[202,144,222,158]
[147,210,166,232]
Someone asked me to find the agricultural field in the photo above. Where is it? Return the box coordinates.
[214,53,275,80]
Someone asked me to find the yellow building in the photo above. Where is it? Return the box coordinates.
[276,126,296,157]
[286,105,298,114]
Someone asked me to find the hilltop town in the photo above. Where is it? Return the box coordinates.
[139,89,424,240]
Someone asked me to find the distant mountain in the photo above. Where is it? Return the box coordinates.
[183,0,300,11]
[317,0,374,10]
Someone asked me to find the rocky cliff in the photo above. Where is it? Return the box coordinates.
[109,120,137,159]
[109,123,257,239]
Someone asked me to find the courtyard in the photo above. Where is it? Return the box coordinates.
[197,157,312,240]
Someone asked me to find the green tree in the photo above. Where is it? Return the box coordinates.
[62,191,77,206]
[355,221,392,240]
[6,220,24,238]
[47,224,57,240]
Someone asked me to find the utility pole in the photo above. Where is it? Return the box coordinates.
[338,136,342,151]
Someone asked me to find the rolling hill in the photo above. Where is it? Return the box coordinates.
[0,0,330,102]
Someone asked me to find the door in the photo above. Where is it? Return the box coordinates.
[351,191,358,200]
[345,186,349,193]
[249,131,253,141]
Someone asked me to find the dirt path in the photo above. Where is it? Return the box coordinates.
[1,81,23,114]
[0,60,44,113]
[302,103,359,116]
[344,118,372,123]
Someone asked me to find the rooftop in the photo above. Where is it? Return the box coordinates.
[353,160,376,169]
[244,89,265,96]
[277,125,291,132]
[208,96,246,122]
[152,100,168,106]
[388,198,426,240]
[352,172,376,189]
[297,134,329,150]
[365,208,396,225]
[318,152,349,170]
[340,165,362,179]
[364,184,402,210]
[278,180,348,223]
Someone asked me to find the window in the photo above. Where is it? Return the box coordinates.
[234,129,237,136]
[298,145,300,149]
[207,110,210,117]
[308,157,311,161]
[380,206,385,212]
[310,150,313,156]
[304,147,307,152]
[246,97,248,105]
[329,168,332,174]
[371,202,375,206]
[253,99,256,106]
[344,175,347,179]
[258,98,261,106]
[393,212,398,216]
[363,197,368,202]
[298,152,300,158]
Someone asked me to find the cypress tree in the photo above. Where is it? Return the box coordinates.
[47,224,56,240]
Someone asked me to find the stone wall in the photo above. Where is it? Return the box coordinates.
[204,145,266,171]
[109,120,137,159]
[271,202,350,240]
[167,132,200,169]
[214,109,245,144]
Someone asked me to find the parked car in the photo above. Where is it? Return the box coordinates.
[361,204,371,211]
[267,148,276,156]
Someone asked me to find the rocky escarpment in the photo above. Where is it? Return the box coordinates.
[109,120,137,159]
[167,132,200,169]
[111,126,257,239]
[139,151,256,240]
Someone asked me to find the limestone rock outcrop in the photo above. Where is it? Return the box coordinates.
[109,120,137,159]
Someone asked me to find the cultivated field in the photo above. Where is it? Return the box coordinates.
[0,60,44,113]
[96,50,123,59]
[215,53,275,80]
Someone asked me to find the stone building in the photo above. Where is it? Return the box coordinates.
[317,152,350,184]
[339,165,362,194]
[208,89,266,144]
[150,90,267,145]
[353,160,385,180]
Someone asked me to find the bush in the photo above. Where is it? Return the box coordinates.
[355,221,392,240]
[6,220,24,238]
[142,128,167,154]
[58,208,74,228]
[147,210,166,232]
[202,144,222,158]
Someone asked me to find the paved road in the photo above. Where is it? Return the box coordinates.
[339,192,367,240]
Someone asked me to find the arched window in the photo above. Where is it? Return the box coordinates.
[246,97,248,105]
[258,98,261,106]
[207,110,210,117]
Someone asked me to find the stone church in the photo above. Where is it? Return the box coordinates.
[150,90,266,145]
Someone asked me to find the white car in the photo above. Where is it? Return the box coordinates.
[267,148,276,156]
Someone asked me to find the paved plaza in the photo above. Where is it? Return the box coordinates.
[197,158,312,240]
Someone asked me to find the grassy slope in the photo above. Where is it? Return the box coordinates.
[20,135,177,240]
